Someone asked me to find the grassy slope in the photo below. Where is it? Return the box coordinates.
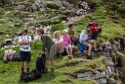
[0,2,125,84]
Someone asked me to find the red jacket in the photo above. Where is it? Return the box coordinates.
[87,22,102,33]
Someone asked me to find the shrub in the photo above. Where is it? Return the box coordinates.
[51,23,66,31]
[46,3,59,10]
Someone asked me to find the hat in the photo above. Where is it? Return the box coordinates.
[63,29,68,33]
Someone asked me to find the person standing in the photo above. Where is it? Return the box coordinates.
[18,29,32,74]
[41,33,56,72]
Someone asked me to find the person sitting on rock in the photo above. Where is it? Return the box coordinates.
[68,23,78,45]
[62,29,73,59]
[87,18,102,40]
[53,31,64,57]
[79,28,98,59]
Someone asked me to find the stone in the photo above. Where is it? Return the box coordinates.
[77,73,84,78]
[106,66,112,77]
[14,23,22,27]
[97,78,107,84]
[100,71,106,78]
[92,71,100,79]
[17,5,25,10]
[84,71,93,77]
[110,78,116,84]
[32,3,38,11]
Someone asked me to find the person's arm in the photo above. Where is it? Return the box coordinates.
[18,37,25,46]
[56,37,63,45]
[42,36,47,52]
[68,36,72,45]
[80,31,87,42]
[23,36,32,45]
[87,22,91,28]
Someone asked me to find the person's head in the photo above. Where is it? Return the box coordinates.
[22,28,28,35]
[36,28,44,35]
[91,18,97,24]
[63,29,68,36]
[54,31,61,38]
[86,28,92,35]
[69,23,74,30]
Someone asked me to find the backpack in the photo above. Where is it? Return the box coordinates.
[11,52,21,62]
[77,38,85,52]
[20,69,41,82]
[36,53,46,73]
[77,43,85,52]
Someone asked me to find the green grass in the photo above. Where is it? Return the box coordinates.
[0,40,107,84]
[0,0,125,84]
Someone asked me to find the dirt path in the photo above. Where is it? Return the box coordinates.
[66,14,88,24]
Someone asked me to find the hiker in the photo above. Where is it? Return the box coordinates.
[18,29,32,74]
[62,29,73,59]
[53,31,64,57]
[79,28,98,59]
[87,18,102,40]
[68,23,78,45]
[34,28,44,41]
[41,33,56,72]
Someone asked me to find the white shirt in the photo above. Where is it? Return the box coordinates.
[18,35,32,52]
[79,30,88,43]
[53,37,63,44]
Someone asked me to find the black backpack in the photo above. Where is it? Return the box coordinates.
[20,69,41,82]
[11,52,21,61]
[36,53,46,73]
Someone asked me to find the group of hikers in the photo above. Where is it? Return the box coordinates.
[18,18,102,75]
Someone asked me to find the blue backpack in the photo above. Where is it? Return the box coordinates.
[77,43,85,52]
[77,38,85,52]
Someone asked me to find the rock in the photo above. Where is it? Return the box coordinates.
[106,66,112,77]
[97,78,107,84]
[5,39,12,45]
[77,73,84,78]
[32,3,38,11]
[110,78,116,84]
[14,23,22,27]
[92,71,100,79]
[17,5,25,10]
[84,71,93,77]
[100,71,106,78]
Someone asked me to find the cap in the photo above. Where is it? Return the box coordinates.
[63,29,68,33]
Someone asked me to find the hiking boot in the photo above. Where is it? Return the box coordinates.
[50,68,55,72]
[87,55,93,59]
[58,53,62,57]
[44,68,48,73]
[94,50,98,53]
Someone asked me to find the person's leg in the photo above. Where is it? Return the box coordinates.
[87,44,92,55]
[20,51,25,73]
[50,60,54,68]
[21,61,24,73]
[90,40,97,50]
[65,46,70,55]
[45,50,49,68]
[49,43,56,72]
[26,52,31,72]
[26,61,30,72]
[59,43,63,53]
[69,45,73,56]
